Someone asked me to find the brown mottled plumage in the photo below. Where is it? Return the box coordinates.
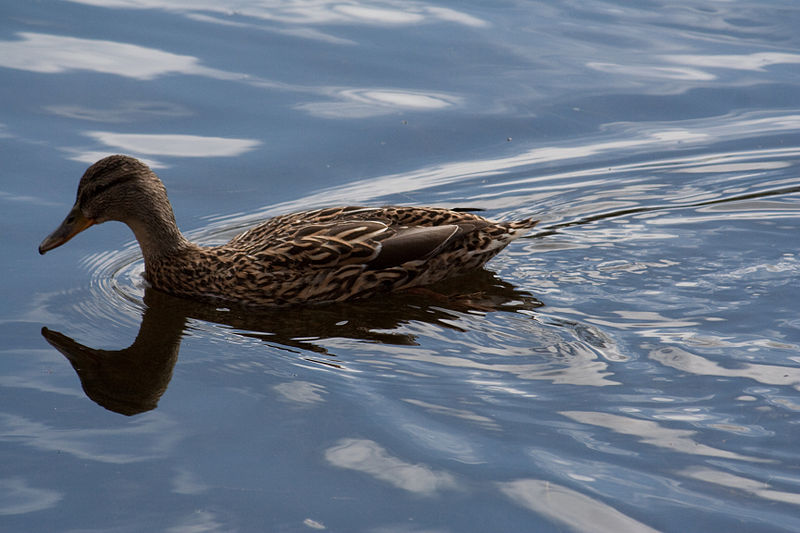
[39,155,538,307]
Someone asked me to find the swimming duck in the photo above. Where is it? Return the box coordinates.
[39,155,538,307]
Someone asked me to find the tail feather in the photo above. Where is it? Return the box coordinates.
[480,219,539,253]
[503,218,539,236]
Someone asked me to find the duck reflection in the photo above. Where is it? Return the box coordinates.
[42,270,542,416]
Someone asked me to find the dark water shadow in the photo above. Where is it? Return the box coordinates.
[42,270,542,416]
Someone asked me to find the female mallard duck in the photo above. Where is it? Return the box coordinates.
[39,155,538,307]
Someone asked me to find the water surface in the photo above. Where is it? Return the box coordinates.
[2,1,800,532]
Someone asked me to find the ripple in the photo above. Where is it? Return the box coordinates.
[79,244,146,328]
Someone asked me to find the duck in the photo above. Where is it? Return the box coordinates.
[39,155,538,307]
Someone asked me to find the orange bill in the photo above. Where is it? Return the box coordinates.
[39,205,95,255]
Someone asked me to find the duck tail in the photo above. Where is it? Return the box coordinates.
[504,218,539,235]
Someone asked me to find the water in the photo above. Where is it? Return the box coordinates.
[2,1,800,531]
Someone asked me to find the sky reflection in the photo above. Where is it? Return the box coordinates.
[0,32,201,80]
[273,380,328,404]
[297,88,461,118]
[0,478,61,516]
[662,52,800,72]
[45,101,192,123]
[64,0,488,28]
[0,412,179,464]
[498,478,659,533]
[0,31,460,121]
[650,346,800,390]
[324,438,457,495]
[561,410,768,462]
[83,131,262,158]
[680,467,800,506]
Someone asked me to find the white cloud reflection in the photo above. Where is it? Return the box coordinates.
[498,478,660,533]
[0,478,62,516]
[45,101,192,123]
[166,510,227,533]
[297,88,461,118]
[273,381,327,404]
[402,398,498,430]
[561,410,769,462]
[65,150,165,168]
[0,412,179,464]
[331,4,424,24]
[650,346,800,390]
[171,468,211,496]
[0,32,202,80]
[679,467,800,506]
[0,31,461,120]
[662,52,800,72]
[64,0,487,28]
[184,12,358,45]
[324,438,457,495]
[588,52,800,84]
[83,131,262,157]
[587,62,714,81]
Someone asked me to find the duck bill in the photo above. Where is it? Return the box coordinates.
[39,206,95,255]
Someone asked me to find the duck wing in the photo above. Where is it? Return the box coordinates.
[367,224,461,269]
[258,220,463,270]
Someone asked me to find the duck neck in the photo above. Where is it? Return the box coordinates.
[125,202,194,271]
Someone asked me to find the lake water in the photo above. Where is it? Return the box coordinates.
[2,1,800,532]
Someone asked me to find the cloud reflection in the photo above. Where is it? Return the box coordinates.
[588,52,800,85]
[83,131,261,158]
[324,438,457,495]
[185,13,357,45]
[330,4,424,24]
[402,398,498,430]
[587,62,714,81]
[0,32,463,120]
[498,478,659,533]
[679,467,800,506]
[273,381,327,404]
[662,52,800,72]
[171,469,210,495]
[561,410,768,462]
[297,88,461,118]
[0,31,279,93]
[0,412,179,464]
[650,346,800,390]
[0,478,61,516]
[165,510,226,533]
[45,101,192,123]
[65,0,487,28]
[0,32,201,80]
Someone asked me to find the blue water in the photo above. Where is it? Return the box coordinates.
[2,1,800,532]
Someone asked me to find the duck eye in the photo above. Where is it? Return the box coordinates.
[67,214,76,224]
